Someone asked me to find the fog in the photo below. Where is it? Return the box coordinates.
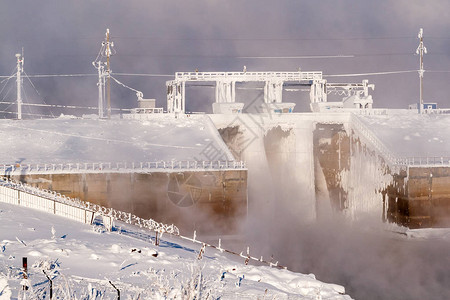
[2,1,450,298]
[259,216,450,299]
[242,184,450,299]
[226,116,450,299]
[2,1,450,116]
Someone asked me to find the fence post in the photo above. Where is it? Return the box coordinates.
[22,257,28,291]
[109,280,120,300]
[43,270,53,299]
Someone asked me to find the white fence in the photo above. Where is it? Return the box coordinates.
[0,160,246,175]
[0,177,179,234]
[0,183,94,224]
[0,177,287,270]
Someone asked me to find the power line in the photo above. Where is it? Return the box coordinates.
[237,55,355,59]
[112,52,448,59]
[0,74,15,84]
[110,75,142,95]
[111,35,417,42]
[0,101,131,111]
[324,70,417,77]
[112,73,173,77]
[25,74,96,78]
[0,110,54,118]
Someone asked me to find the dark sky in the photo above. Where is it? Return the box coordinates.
[2,0,450,115]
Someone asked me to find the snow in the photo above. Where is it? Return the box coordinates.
[0,202,352,299]
[0,114,234,166]
[356,113,450,157]
[1,110,449,298]
[341,135,392,219]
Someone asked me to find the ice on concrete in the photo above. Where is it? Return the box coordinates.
[0,114,234,165]
[356,113,450,157]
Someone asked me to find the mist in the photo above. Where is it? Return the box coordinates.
[2,1,450,298]
[242,176,450,299]
[265,216,449,299]
[219,115,450,300]
[2,1,450,116]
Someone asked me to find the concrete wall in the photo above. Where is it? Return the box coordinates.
[388,167,450,228]
[10,170,247,236]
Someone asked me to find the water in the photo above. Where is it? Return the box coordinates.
[263,219,450,300]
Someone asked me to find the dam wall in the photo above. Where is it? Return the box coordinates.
[211,112,450,229]
[314,123,395,220]
[387,167,450,228]
[3,113,450,231]
[210,113,349,230]
[8,170,247,236]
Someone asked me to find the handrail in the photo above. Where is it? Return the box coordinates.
[174,71,323,82]
[350,114,450,167]
[350,114,398,166]
[0,160,246,175]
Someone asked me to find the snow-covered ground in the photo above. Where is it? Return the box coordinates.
[0,114,233,166]
[0,202,352,299]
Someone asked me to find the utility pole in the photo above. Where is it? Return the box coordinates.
[94,61,106,118]
[15,53,23,120]
[416,28,427,114]
[104,28,113,119]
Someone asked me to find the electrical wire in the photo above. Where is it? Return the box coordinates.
[93,44,104,64]
[237,55,355,59]
[111,35,416,42]
[0,74,16,84]
[0,101,131,111]
[0,84,14,102]
[109,75,142,95]
[0,110,54,118]
[324,70,417,77]
[112,73,173,77]
[25,74,96,78]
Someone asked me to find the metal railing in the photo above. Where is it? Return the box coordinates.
[174,71,323,82]
[350,114,450,167]
[350,114,398,166]
[130,107,164,114]
[395,156,450,166]
[0,160,246,175]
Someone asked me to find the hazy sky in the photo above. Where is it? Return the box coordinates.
[2,0,450,115]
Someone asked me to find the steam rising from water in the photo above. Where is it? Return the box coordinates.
[274,217,449,300]
[243,170,450,300]
[231,119,450,300]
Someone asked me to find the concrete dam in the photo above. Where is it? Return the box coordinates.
[1,111,450,237]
